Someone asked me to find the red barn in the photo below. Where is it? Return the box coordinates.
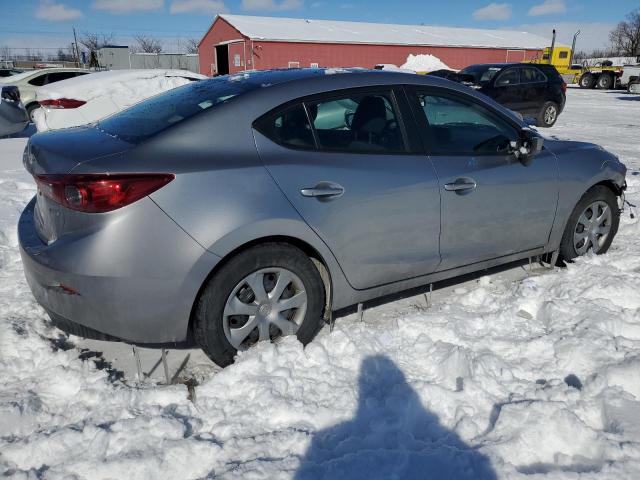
[198,14,549,77]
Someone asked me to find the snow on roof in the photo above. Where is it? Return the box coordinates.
[220,14,550,50]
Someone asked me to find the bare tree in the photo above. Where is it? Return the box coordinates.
[79,32,115,52]
[609,8,640,57]
[134,35,162,54]
[0,45,9,61]
[183,38,199,54]
[56,44,76,62]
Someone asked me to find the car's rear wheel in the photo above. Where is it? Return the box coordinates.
[559,186,620,262]
[26,103,40,122]
[579,73,595,89]
[537,101,559,128]
[597,73,614,90]
[193,243,325,367]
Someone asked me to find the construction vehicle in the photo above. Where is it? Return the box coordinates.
[530,30,638,90]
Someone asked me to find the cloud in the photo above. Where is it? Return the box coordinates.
[528,0,567,17]
[473,3,512,21]
[35,0,83,21]
[310,1,325,7]
[509,22,615,51]
[241,0,303,11]
[170,0,227,13]
[92,0,164,14]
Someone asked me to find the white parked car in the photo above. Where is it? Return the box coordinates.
[33,69,207,132]
[0,67,90,120]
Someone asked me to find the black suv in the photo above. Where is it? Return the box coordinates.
[458,63,566,127]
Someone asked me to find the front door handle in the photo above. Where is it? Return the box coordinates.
[300,182,345,199]
[444,178,477,192]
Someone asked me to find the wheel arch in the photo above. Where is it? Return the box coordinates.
[592,179,624,197]
[187,234,337,340]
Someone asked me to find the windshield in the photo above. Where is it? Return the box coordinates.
[459,66,503,86]
[98,75,262,143]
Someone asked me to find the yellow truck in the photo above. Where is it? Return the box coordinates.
[530,30,630,89]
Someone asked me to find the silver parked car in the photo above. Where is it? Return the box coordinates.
[19,69,627,367]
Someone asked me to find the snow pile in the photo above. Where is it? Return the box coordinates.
[401,53,451,72]
[1,89,640,479]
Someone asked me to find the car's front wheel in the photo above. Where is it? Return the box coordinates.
[538,101,559,128]
[193,243,326,367]
[559,185,620,262]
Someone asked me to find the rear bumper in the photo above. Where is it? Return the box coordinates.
[19,196,220,344]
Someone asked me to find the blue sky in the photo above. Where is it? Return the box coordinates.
[1,0,637,54]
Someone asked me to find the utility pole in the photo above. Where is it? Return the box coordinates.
[73,27,81,66]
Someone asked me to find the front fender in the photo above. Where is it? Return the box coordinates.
[545,140,627,249]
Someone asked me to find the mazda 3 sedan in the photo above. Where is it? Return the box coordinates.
[19,69,626,367]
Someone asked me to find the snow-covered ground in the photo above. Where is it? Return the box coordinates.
[1,87,639,479]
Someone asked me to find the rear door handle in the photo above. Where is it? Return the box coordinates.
[444,178,477,192]
[300,182,345,199]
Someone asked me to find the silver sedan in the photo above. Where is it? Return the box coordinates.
[19,69,626,367]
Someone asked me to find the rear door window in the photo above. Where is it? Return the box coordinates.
[520,67,547,83]
[495,68,520,86]
[305,91,406,153]
[43,71,79,84]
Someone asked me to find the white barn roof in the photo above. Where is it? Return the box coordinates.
[219,14,550,50]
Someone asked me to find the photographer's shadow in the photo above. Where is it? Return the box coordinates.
[295,355,497,480]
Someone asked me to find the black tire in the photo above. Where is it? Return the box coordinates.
[597,73,614,90]
[579,73,595,89]
[558,185,620,263]
[192,243,326,367]
[26,103,40,122]
[537,101,559,128]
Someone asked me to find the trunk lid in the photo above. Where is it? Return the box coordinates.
[24,125,132,175]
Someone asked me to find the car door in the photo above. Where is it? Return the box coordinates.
[254,87,442,290]
[490,67,523,112]
[406,87,558,270]
[519,66,547,115]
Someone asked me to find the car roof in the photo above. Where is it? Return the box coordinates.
[194,68,526,126]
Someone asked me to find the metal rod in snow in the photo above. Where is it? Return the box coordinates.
[161,349,170,385]
[132,345,143,383]
[357,303,363,322]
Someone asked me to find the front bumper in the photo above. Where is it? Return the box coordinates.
[19,196,220,344]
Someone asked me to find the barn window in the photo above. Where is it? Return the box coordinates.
[288,61,300,68]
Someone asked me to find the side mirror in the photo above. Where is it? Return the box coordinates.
[523,116,538,127]
[512,129,544,166]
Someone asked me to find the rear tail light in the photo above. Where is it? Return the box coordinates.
[38,98,87,109]
[561,81,567,93]
[34,173,174,213]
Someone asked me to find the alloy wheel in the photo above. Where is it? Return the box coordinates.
[573,200,612,255]
[544,105,557,125]
[222,268,308,350]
